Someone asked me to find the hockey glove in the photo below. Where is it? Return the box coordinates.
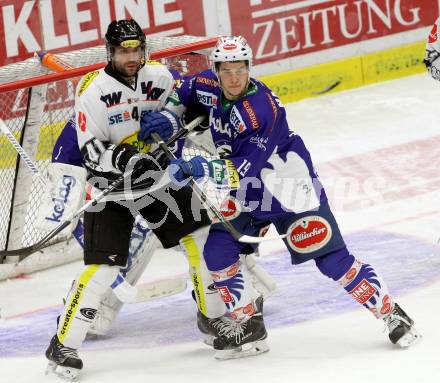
[112,143,156,175]
[169,156,209,184]
[139,110,181,144]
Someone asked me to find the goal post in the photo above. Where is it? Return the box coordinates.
[0,36,219,279]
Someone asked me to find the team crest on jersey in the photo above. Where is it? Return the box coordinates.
[429,23,438,43]
[196,90,218,107]
[77,71,99,96]
[230,106,246,134]
[287,216,332,254]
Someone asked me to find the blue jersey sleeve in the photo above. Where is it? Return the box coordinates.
[52,117,83,167]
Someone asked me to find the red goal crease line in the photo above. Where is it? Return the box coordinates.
[0,37,218,93]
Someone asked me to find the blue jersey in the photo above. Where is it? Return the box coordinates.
[172,70,327,219]
[52,117,83,167]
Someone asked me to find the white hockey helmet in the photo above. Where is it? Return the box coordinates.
[211,36,253,74]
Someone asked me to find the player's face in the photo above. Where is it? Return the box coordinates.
[217,61,249,100]
[112,46,143,79]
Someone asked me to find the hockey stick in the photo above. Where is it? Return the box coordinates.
[312,78,342,95]
[0,119,41,177]
[111,273,187,303]
[151,132,287,244]
[0,116,206,262]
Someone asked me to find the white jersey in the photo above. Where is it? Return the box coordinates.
[75,61,175,176]
[425,17,440,81]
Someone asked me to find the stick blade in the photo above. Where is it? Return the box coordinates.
[237,233,286,244]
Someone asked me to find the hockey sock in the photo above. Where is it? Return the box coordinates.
[338,259,394,318]
[180,227,226,318]
[57,264,119,349]
[211,260,260,322]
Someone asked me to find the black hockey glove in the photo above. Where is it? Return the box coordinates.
[183,109,209,133]
[112,144,157,175]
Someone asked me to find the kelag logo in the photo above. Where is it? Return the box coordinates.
[45,175,76,224]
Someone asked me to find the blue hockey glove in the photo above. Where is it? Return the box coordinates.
[139,110,181,144]
[169,156,209,183]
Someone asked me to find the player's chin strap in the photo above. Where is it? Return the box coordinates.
[151,132,287,244]
[0,116,207,264]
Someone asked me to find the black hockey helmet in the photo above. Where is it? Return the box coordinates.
[105,19,146,60]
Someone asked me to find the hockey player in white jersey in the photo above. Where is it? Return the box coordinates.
[425,17,440,80]
[45,116,275,338]
[44,19,231,380]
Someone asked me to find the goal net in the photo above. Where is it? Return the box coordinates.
[0,35,221,278]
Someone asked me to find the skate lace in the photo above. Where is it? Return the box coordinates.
[209,317,235,336]
[223,321,247,344]
[384,311,411,334]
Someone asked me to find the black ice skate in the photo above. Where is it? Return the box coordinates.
[197,310,236,346]
[213,297,269,360]
[45,335,83,380]
[384,303,421,348]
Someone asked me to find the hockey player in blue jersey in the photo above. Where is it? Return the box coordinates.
[139,36,421,359]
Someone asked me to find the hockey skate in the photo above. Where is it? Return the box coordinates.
[213,297,269,360]
[197,310,236,346]
[45,335,83,380]
[384,303,421,348]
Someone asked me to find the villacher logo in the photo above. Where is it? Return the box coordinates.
[287,215,332,254]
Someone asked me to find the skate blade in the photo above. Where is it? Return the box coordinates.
[397,327,422,348]
[214,340,269,360]
[45,361,81,381]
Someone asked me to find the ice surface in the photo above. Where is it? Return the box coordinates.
[1,73,440,383]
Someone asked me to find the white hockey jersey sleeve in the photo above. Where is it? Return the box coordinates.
[425,17,440,81]
[75,71,120,177]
